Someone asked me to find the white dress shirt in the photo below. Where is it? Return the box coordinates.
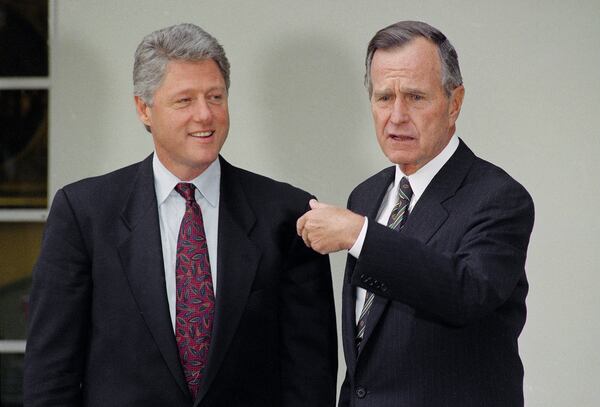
[351,135,460,323]
[153,154,221,332]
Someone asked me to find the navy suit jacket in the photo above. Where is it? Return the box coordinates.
[24,155,337,407]
[339,140,534,407]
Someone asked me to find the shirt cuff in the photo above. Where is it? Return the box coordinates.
[348,217,368,258]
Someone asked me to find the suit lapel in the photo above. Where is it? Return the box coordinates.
[402,140,475,242]
[353,141,476,358]
[194,157,261,405]
[349,166,396,229]
[343,167,395,370]
[117,155,189,397]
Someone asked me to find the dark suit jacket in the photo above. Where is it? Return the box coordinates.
[339,140,534,407]
[24,155,337,407]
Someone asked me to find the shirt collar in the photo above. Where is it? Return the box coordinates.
[395,135,459,204]
[152,153,221,207]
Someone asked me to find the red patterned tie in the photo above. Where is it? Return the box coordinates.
[174,182,215,399]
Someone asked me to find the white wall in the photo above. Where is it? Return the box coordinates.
[51,1,600,405]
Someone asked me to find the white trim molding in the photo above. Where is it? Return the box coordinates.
[0,340,27,353]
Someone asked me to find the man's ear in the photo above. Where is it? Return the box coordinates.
[134,96,151,127]
[448,85,465,126]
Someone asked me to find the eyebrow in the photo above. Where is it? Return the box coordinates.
[168,86,227,99]
[373,87,427,97]
[372,89,393,97]
[401,87,427,96]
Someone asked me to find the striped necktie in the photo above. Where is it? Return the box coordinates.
[356,176,413,345]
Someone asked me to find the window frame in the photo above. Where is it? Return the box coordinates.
[0,0,54,363]
[0,0,54,223]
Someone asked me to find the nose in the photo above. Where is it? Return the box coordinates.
[389,97,409,124]
[192,99,213,123]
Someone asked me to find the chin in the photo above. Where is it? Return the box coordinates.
[192,149,219,163]
[385,152,411,166]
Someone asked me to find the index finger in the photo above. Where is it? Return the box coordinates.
[296,213,307,236]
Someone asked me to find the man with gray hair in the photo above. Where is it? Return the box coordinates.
[297,21,534,406]
[24,23,337,406]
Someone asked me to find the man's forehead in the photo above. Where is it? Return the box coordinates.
[373,38,439,65]
[371,39,442,82]
[163,58,219,73]
[161,59,225,84]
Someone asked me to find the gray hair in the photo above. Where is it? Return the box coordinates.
[133,23,230,105]
[364,21,462,97]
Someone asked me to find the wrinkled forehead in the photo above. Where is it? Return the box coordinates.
[371,38,443,85]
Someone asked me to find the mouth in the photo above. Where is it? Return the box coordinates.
[389,134,416,142]
[189,131,214,138]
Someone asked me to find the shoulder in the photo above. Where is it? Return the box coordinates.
[466,153,533,205]
[451,147,535,228]
[221,158,313,212]
[63,160,142,195]
[58,157,149,212]
[62,162,142,195]
[348,166,395,206]
[352,166,395,192]
[422,139,534,209]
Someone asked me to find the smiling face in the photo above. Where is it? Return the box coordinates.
[135,59,229,180]
[370,37,464,175]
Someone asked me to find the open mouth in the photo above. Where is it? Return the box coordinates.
[389,134,415,141]
[189,131,214,138]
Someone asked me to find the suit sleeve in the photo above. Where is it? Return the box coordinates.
[24,189,91,406]
[350,179,535,327]
[278,203,338,407]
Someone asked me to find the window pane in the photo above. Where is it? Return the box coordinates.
[0,89,48,208]
[0,0,48,77]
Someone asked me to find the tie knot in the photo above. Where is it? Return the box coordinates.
[175,182,197,203]
[399,177,413,201]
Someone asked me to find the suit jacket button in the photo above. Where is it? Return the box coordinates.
[355,386,367,398]
[380,284,388,292]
